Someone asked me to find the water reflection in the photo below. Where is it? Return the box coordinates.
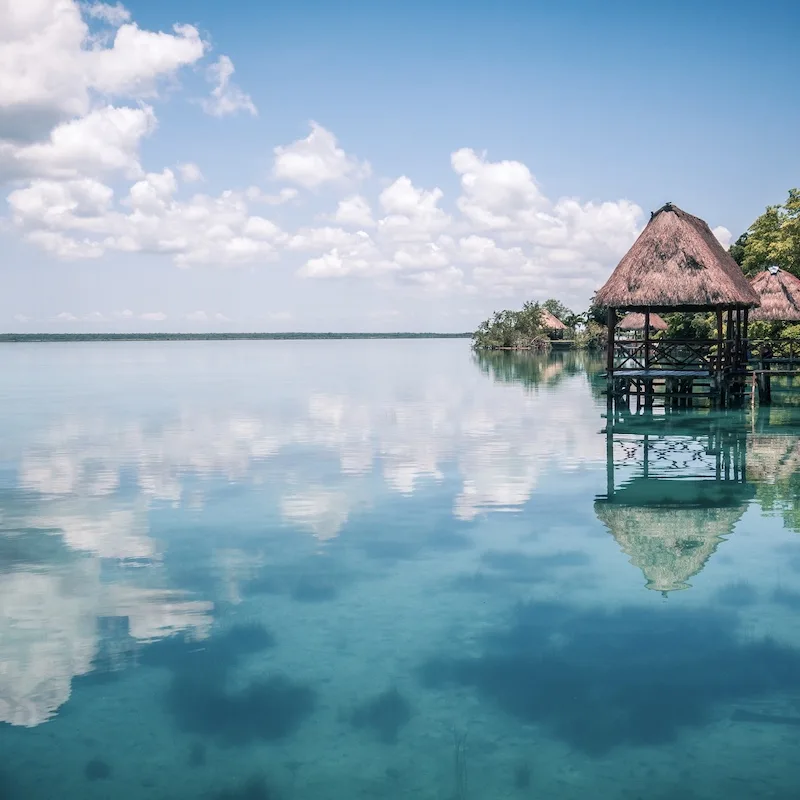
[597,412,754,594]
[3,343,800,799]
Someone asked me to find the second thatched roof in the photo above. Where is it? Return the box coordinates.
[617,312,668,331]
[540,309,567,330]
[595,203,760,311]
[749,267,800,321]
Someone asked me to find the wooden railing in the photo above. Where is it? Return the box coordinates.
[613,339,733,372]
[748,338,800,369]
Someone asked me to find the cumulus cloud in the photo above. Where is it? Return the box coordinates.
[185,310,228,322]
[273,122,371,189]
[201,55,257,118]
[177,162,203,183]
[0,2,650,313]
[9,171,288,265]
[0,1,206,146]
[712,225,733,248]
[1,105,157,182]
[83,2,131,26]
[140,311,166,321]
[334,195,375,228]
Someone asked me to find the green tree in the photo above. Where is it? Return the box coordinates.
[735,189,800,277]
[542,298,572,321]
[472,301,549,350]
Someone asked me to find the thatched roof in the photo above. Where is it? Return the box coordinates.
[595,477,750,593]
[617,312,668,331]
[749,267,800,321]
[540,309,567,330]
[595,203,760,311]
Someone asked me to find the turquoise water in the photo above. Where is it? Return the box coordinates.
[1,340,800,799]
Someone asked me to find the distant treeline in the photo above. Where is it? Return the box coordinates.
[0,332,473,343]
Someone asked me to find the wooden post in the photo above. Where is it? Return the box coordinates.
[743,309,749,360]
[606,307,616,395]
[715,309,724,406]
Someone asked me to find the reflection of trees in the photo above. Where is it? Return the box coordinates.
[473,350,599,390]
[747,432,800,532]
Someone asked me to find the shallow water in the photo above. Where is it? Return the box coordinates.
[1,340,800,799]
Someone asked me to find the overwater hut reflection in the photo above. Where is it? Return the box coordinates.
[596,413,753,593]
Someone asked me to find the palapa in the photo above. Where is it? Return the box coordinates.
[617,311,668,331]
[540,309,567,330]
[749,266,800,321]
[595,203,759,311]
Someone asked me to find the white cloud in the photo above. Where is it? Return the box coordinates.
[177,162,203,183]
[712,225,733,249]
[335,195,375,228]
[185,310,228,322]
[377,177,451,242]
[451,147,547,231]
[245,186,298,205]
[2,105,157,182]
[0,2,206,145]
[9,173,288,265]
[83,2,131,26]
[140,311,166,321]
[299,234,393,279]
[13,314,31,323]
[54,312,79,322]
[288,226,366,251]
[201,55,257,118]
[273,122,370,189]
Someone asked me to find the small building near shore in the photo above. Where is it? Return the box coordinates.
[617,311,668,335]
[540,309,567,338]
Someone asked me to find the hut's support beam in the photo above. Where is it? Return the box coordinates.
[606,307,616,391]
[715,310,724,407]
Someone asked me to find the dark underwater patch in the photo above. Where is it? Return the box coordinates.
[247,556,354,604]
[168,672,316,745]
[419,601,800,755]
[143,623,315,746]
[210,773,275,800]
[84,758,111,781]
[713,581,758,608]
[349,687,413,744]
[772,587,800,610]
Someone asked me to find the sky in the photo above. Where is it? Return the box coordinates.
[1,0,798,332]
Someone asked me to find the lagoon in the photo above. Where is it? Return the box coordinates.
[1,339,800,799]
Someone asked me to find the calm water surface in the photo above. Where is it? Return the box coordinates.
[1,340,800,799]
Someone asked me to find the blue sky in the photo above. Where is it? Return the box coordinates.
[1,0,798,331]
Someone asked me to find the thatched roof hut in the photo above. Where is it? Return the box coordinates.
[595,203,760,311]
[540,309,567,331]
[595,477,751,593]
[749,266,800,321]
[617,312,668,332]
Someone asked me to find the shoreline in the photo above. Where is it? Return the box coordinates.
[0,332,473,343]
